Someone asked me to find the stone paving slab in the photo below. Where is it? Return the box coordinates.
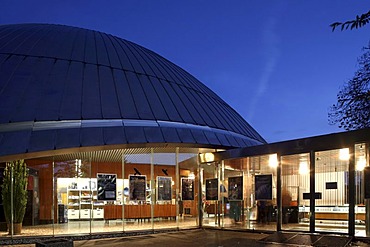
[312,235,352,247]
[286,234,322,246]
[258,231,297,244]
[259,232,354,247]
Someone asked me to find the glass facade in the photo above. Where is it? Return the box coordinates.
[200,141,369,236]
[0,130,369,242]
[0,147,206,239]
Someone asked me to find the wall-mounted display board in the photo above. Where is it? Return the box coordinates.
[326,182,338,190]
[157,176,172,201]
[129,175,147,201]
[97,174,117,201]
[206,178,219,201]
[228,176,243,201]
[181,178,194,200]
[303,192,322,200]
[255,174,272,200]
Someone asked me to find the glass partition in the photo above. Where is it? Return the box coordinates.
[315,149,349,234]
[281,153,310,232]
[250,154,277,231]
[219,154,277,231]
[178,150,199,229]
[153,148,177,230]
[202,161,221,228]
[55,159,92,235]
[22,158,53,237]
[355,143,367,237]
[90,157,122,233]
[222,159,244,229]
[123,149,153,231]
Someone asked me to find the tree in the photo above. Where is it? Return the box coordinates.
[330,10,370,31]
[329,45,370,130]
[2,160,29,235]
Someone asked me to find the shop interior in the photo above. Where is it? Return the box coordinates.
[0,143,368,238]
[201,143,368,236]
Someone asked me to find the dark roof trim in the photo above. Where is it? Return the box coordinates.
[218,128,370,160]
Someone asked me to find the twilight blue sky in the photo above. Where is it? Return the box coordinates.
[1,1,369,143]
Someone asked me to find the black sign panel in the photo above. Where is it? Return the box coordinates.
[228,176,243,201]
[326,182,337,190]
[157,176,172,201]
[303,192,322,200]
[206,178,219,201]
[97,174,117,201]
[255,174,272,200]
[181,178,194,200]
[129,175,147,201]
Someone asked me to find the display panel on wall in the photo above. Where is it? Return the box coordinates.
[255,174,272,200]
[228,176,243,201]
[206,178,219,201]
[97,173,117,201]
[181,178,194,200]
[157,176,172,201]
[129,175,147,201]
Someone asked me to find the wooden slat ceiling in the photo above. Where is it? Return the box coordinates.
[52,147,216,164]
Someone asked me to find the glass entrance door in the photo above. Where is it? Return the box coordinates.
[281,153,310,232]
[314,149,349,234]
[202,161,222,227]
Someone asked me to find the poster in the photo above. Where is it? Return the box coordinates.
[157,176,172,201]
[255,174,272,200]
[181,178,194,200]
[129,175,147,201]
[228,176,243,201]
[206,178,219,200]
[97,173,117,201]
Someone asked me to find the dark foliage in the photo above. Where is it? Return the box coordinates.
[330,10,370,31]
[329,45,370,130]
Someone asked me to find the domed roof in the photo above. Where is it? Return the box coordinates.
[0,23,265,157]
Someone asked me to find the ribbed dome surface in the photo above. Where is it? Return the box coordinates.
[0,23,265,157]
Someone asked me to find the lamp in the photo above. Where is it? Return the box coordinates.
[299,161,309,175]
[269,154,278,168]
[356,156,366,171]
[199,152,215,163]
[339,148,350,161]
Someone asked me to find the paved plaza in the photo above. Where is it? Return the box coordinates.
[5,229,370,247]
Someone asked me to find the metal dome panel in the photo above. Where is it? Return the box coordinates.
[0,23,266,158]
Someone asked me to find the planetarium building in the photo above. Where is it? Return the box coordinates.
[1,24,370,244]
[0,23,266,240]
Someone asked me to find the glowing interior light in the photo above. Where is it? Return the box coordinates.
[299,161,309,175]
[269,154,278,168]
[199,152,215,163]
[356,156,367,171]
[339,148,350,161]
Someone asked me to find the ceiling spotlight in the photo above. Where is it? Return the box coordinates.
[339,148,350,161]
